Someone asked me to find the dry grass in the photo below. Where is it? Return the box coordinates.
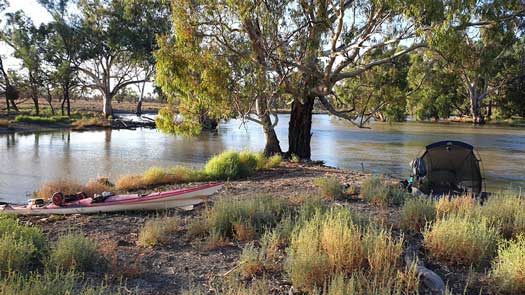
[71,117,110,129]
[435,195,476,219]
[360,176,407,207]
[490,235,525,294]
[423,215,499,267]
[115,175,145,191]
[400,197,436,232]
[85,180,112,197]
[35,179,86,201]
[138,216,182,247]
[286,209,405,292]
[0,119,9,127]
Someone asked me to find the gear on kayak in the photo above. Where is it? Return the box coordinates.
[51,191,90,206]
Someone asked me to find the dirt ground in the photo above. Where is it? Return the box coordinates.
[19,163,493,295]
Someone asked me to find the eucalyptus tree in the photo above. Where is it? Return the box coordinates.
[1,11,46,115]
[0,0,20,113]
[37,0,82,116]
[428,1,525,124]
[75,0,158,117]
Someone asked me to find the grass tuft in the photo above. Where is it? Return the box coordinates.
[400,197,436,232]
[49,233,102,272]
[313,177,345,200]
[138,216,182,247]
[423,215,499,267]
[435,195,476,219]
[0,119,9,127]
[35,179,85,201]
[490,234,525,294]
[85,179,113,197]
[480,192,525,238]
[115,175,145,191]
[360,176,407,207]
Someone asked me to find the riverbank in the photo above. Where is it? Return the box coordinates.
[10,162,523,294]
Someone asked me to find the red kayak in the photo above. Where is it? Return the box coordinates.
[0,183,223,215]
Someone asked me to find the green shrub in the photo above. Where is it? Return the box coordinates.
[313,177,344,200]
[206,195,288,240]
[14,115,71,124]
[265,154,282,169]
[400,197,436,232]
[0,218,46,273]
[480,193,525,238]
[423,215,499,267]
[205,151,243,180]
[238,151,258,176]
[49,233,101,272]
[138,216,181,247]
[360,176,407,207]
[490,235,525,294]
[0,270,122,295]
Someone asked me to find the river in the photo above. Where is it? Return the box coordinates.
[2,114,524,202]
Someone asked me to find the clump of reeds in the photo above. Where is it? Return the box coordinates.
[138,216,182,247]
[35,179,86,201]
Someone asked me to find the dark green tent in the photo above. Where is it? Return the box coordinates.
[410,141,483,195]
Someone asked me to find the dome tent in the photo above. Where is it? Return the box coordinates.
[410,141,483,196]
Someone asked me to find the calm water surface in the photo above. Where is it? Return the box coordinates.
[2,114,525,202]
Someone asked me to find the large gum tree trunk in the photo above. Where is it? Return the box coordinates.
[103,92,113,118]
[288,95,315,159]
[260,112,282,156]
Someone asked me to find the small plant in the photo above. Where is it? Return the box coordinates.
[360,176,407,207]
[0,218,46,273]
[290,154,300,163]
[490,235,525,294]
[265,154,282,168]
[239,243,266,277]
[206,195,288,240]
[400,197,436,231]
[423,215,499,267]
[435,195,476,219]
[138,216,182,247]
[49,233,101,272]
[186,217,209,239]
[35,179,85,200]
[313,177,345,200]
[480,193,525,238]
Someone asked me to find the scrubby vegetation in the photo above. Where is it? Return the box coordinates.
[313,177,345,200]
[480,193,525,238]
[435,195,476,218]
[138,216,182,247]
[423,215,499,267]
[71,117,111,129]
[0,119,9,127]
[360,176,408,207]
[49,233,103,272]
[14,115,71,124]
[490,235,525,294]
[400,197,436,231]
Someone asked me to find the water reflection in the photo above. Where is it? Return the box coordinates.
[1,114,525,202]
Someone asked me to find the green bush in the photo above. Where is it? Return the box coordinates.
[400,197,436,232]
[206,195,288,240]
[313,177,345,200]
[238,151,258,176]
[490,235,525,294]
[423,215,499,267]
[205,151,244,180]
[480,193,525,238]
[0,270,122,295]
[360,176,407,207]
[0,218,46,273]
[14,115,71,124]
[48,233,101,272]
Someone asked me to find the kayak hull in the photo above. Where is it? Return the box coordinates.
[1,183,223,215]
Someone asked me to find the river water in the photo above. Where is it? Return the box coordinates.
[2,114,524,202]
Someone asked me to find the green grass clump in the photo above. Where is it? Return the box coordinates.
[238,151,258,176]
[490,235,525,294]
[138,216,182,247]
[48,233,101,272]
[423,215,499,267]
[206,195,288,241]
[480,193,525,238]
[286,209,405,292]
[360,176,407,207]
[400,197,436,232]
[205,151,244,180]
[0,218,46,273]
[14,115,71,124]
[0,270,122,295]
[313,177,345,200]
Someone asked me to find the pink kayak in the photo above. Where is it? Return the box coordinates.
[1,183,223,215]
